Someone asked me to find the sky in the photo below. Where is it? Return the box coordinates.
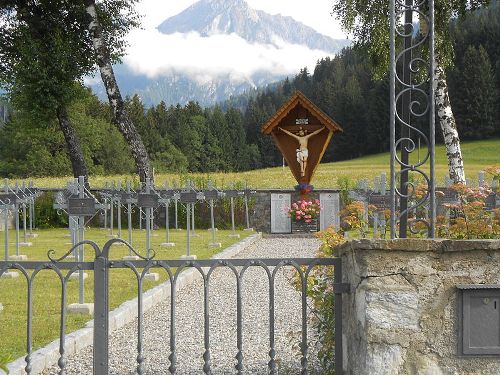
[121,0,349,82]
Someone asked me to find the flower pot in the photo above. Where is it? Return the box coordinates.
[291,218,318,233]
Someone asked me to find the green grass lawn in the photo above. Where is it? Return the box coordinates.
[0,227,251,360]
[20,138,500,189]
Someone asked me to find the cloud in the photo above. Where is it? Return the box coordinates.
[124,28,335,81]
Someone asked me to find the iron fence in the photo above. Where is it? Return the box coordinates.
[0,238,347,375]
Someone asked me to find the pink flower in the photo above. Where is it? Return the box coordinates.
[305,219,311,223]
[297,216,301,220]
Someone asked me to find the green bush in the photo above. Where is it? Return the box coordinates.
[34,192,68,228]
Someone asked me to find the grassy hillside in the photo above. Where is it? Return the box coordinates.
[20,139,500,188]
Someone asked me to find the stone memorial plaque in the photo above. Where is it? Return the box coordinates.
[180,192,197,203]
[204,190,219,200]
[320,193,340,230]
[271,193,291,233]
[225,190,239,198]
[68,198,96,216]
[137,193,159,208]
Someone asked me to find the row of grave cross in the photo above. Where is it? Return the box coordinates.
[348,173,499,239]
[48,177,257,311]
[0,179,40,269]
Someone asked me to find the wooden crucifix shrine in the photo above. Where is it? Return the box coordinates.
[261,91,342,184]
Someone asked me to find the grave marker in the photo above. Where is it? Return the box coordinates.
[180,181,197,260]
[0,179,19,278]
[160,183,175,248]
[319,193,340,230]
[271,193,291,233]
[206,181,222,248]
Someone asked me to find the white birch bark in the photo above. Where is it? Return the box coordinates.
[85,0,153,183]
[434,64,466,184]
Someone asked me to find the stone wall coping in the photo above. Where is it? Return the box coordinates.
[254,189,341,193]
[336,238,500,255]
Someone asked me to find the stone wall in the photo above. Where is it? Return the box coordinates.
[337,239,500,375]
[250,189,340,233]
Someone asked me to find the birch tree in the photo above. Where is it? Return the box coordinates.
[84,0,153,182]
[330,0,491,184]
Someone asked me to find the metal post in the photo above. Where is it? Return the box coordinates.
[22,202,27,244]
[190,203,198,237]
[186,203,191,257]
[139,208,143,230]
[208,198,221,248]
[29,198,33,235]
[145,179,151,259]
[117,182,122,239]
[389,0,396,239]
[210,200,216,244]
[109,184,114,237]
[78,176,85,305]
[103,189,108,231]
[398,0,414,238]
[3,180,9,261]
[14,183,20,257]
[161,196,175,248]
[174,198,179,230]
[244,195,252,230]
[166,201,170,243]
[93,251,109,375]
[429,0,436,237]
[127,181,133,247]
[231,197,235,234]
[390,0,435,238]
[228,195,240,238]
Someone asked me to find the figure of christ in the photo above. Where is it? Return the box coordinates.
[278,126,325,177]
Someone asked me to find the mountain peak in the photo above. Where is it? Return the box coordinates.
[157,0,349,53]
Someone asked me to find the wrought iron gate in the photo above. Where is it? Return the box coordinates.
[0,239,348,375]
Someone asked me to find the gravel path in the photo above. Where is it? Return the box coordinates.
[45,238,322,374]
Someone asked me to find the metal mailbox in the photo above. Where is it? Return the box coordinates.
[458,285,500,356]
[68,198,96,216]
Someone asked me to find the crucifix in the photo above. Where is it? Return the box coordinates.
[278,126,325,177]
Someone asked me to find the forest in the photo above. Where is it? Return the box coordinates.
[0,4,498,178]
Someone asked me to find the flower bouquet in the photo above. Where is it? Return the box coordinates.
[289,198,321,223]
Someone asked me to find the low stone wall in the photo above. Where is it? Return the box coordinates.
[250,189,340,233]
[337,239,500,375]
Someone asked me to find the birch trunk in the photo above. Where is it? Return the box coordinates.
[56,106,89,184]
[435,64,466,184]
[84,0,153,183]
